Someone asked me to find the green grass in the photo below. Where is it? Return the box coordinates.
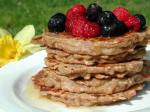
[0,0,150,35]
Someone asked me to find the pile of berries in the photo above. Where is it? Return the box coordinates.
[48,3,146,38]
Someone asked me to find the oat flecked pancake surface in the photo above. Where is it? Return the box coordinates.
[46,47,146,65]
[44,59,144,79]
[44,84,144,107]
[43,31,147,56]
[32,69,150,95]
[32,76,145,106]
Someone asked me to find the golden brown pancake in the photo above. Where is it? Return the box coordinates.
[32,69,150,95]
[46,47,146,65]
[45,59,143,79]
[43,31,147,56]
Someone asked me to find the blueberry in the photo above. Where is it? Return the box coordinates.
[134,14,146,30]
[48,13,66,32]
[97,11,117,25]
[87,3,103,22]
[101,20,128,37]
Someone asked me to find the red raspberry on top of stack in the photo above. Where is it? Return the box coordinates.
[113,7,130,22]
[113,7,141,31]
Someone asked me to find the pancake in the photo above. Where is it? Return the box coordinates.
[32,69,150,95]
[43,31,147,56]
[35,82,144,106]
[32,27,150,45]
[45,59,143,79]
[46,47,146,65]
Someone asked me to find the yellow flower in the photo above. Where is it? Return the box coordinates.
[0,35,27,67]
[0,25,44,67]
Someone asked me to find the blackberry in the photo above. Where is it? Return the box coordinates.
[87,3,103,22]
[134,14,146,30]
[48,13,66,32]
[97,11,117,25]
[101,20,128,37]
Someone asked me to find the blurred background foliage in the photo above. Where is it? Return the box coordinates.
[0,0,149,35]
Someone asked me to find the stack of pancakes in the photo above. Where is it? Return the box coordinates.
[32,31,150,106]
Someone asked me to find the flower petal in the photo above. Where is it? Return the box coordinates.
[14,25,35,45]
[0,35,27,67]
[23,43,45,53]
[0,28,11,37]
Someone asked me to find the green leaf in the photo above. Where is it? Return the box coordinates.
[14,25,35,45]
[0,28,11,37]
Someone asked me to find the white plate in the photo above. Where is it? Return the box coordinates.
[0,45,150,112]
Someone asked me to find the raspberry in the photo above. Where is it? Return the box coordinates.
[83,22,100,37]
[65,14,86,32]
[66,8,74,19]
[72,20,100,38]
[113,7,130,22]
[124,16,140,31]
[65,19,73,32]
[72,4,86,14]
[68,12,86,21]
[66,3,100,37]
[66,4,86,19]
[66,4,86,32]
[72,19,86,37]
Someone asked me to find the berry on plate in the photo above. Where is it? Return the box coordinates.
[48,13,66,32]
[87,3,103,22]
[124,15,140,31]
[113,7,130,22]
[97,11,117,25]
[101,20,128,37]
[134,14,146,30]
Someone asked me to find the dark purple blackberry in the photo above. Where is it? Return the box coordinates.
[87,3,103,22]
[134,14,146,30]
[101,20,128,37]
[97,11,117,25]
[48,13,66,32]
